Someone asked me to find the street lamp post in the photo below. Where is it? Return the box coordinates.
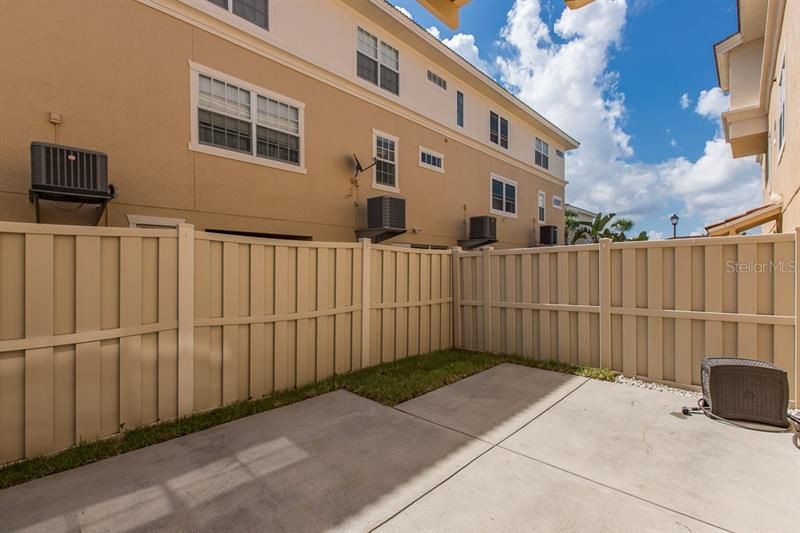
[670,213,680,239]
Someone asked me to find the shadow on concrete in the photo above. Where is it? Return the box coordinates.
[0,364,573,533]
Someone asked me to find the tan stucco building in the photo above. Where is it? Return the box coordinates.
[708,0,796,236]
[0,0,577,248]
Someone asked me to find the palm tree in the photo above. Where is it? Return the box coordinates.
[569,212,648,244]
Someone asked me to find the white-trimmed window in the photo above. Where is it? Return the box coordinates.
[556,149,564,158]
[191,63,305,173]
[490,175,517,217]
[538,191,546,222]
[357,28,399,95]
[373,130,398,191]
[207,0,268,29]
[778,53,786,155]
[552,195,563,209]
[535,138,550,169]
[490,111,509,149]
[419,147,444,172]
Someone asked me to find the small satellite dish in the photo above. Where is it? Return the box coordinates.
[353,153,377,179]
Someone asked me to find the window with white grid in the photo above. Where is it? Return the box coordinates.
[535,138,549,169]
[374,132,398,189]
[256,96,300,165]
[207,0,268,29]
[357,28,400,95]
[491,175,517,216]
[198,74,252,154]
[194,67,304,170]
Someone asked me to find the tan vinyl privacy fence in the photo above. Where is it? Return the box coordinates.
[454,234,799,406]
[0,222,452,464]
[2,220,798,464]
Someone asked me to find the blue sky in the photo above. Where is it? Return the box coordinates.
[390,0,760,239]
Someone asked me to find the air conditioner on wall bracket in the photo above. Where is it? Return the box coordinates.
[355,195,407,243]
[458,215,498,250]
[29,141,118,223]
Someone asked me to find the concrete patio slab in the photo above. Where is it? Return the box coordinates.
[501,378,800,533]
[0,390,490,533]
[376,446,723,533]
[395,363,588,443]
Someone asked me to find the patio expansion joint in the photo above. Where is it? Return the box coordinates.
[493,444,735,533]
[370,376,592,532]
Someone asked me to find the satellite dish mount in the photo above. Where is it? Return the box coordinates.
[352,153,377,181]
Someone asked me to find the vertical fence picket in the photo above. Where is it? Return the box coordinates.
[75,235,101,442]
[646,248,663,380]
[24,233,55,457]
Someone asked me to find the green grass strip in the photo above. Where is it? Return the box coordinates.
[0,350,613,489]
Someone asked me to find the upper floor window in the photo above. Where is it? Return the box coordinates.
[490,112,508,149]
[778,54,786,154]
[374,131,398,190]
[357,28,399,96]
[556,149,564,158]
[491,175,516,216]
[419,147,444,173]
[207,0,268,29]
[552,195,563,209]
[456,91,464,128]
[537,191,546,222]
[194,66,304,171]
[427,70,447,90]
[535,138,549,169]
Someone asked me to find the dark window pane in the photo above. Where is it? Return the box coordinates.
[357,53,378,85]
[376,160,395,186]
[199,109,251,154]
[491,179,504,210]
[232,0,268,29]
[542,154,549,169]
[256,125,301,165]
[208,0,227,8]
[500,118,508,148]
[380,66,399,95]
[505,184,515,213]
[490,112,498,144]
[457,91,464,127]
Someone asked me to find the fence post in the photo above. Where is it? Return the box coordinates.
[599,238,612,369]
[177,223,195,417]
[482,246,493,353]
[451,247,462,349]
[795,228,800,407]
[360,238,371,368]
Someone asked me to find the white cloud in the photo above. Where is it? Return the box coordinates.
[679,92,690,109]
[394,6,413,19]
[648,230,666,241]
[442,33,492,74]
[486,0,759,227]
[424,24,491,74]
[695,87,728,119]
[670,138,677,148]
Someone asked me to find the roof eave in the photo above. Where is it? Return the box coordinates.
[373,0,580,150]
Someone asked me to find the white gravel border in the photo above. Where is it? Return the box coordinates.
[614,375,701,398]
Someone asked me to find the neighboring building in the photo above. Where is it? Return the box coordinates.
[708,0,796,236]
[564,203,596,244]
[0,0,577,248]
